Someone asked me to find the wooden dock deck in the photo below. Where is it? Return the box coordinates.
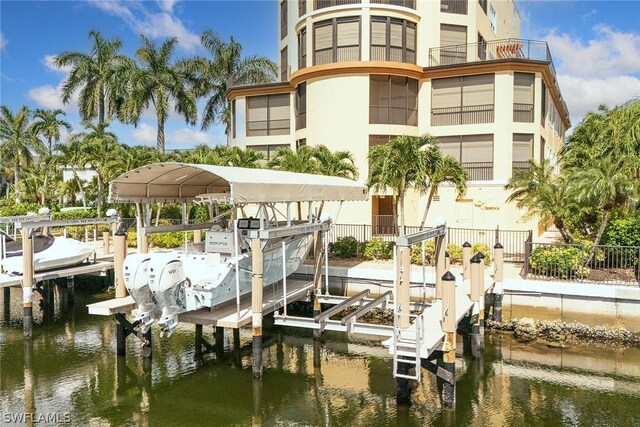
[1,257,114,288]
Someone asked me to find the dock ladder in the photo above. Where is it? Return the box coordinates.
[393,312,423,381]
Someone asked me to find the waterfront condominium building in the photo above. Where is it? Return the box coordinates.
[227,0,570,235]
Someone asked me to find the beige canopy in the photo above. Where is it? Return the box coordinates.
[108,162,368,204]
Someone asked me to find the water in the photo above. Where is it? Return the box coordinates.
[2,282,640,427]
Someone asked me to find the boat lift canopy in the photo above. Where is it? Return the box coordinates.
[108,162,368,205]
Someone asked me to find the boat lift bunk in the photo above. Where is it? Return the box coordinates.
[86,162,369,364]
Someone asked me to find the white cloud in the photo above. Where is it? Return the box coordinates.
[167,128,219,146]
[131,123,157,146]
[27,84,66,110]
[0,32,7,51]
[92,0,200,52]
[43,54,72,74]
[544,25,640,125]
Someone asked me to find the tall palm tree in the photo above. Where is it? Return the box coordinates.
[419,154,467,229]
[180,144,225,165]
[54,137,89,207]
[269,146,318,219]
[367,135,436,236]
[505,159,574,243]
[188,30,278,134]
[31,109,72,155]
[311,145,358,217]
[124,36,198,154]
[219,146,264,168]
[54,30,133,125]
[0,106,45,202]
[568,156,637,263]
[106,145,161,178]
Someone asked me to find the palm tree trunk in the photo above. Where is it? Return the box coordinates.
[586,209,611,265]
[297,202,302,221]
[419,187,438,229]
[99,87,105,126]
[397,190,406,237]
[157,116,166,154]
[96,175,104,217]
[48,137,53,156]
[392,196,398,236]
[155,203,163,227]
[317,201,325,220]
[73,170,87,208]
[14,163,20,203]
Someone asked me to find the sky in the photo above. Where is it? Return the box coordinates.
[1,0,639,149]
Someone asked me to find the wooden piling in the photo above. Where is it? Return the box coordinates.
[195,324,203,362]
[493,243,504,322]
[445,251,451,271]
[103,231,111,255]
[462,241,472,279]
[116,319,126,356]
[215,327,225,360]
[441,271,457,407]
[22,228,34,339]
[476,253,486,351]
[469,254,482,359]
[312,231,323,339]
[193,230,202,244]
[3,287,10,322]
[395,245,411,328]
[435,234,446,299]
[251,237,264,378]
[113,230,127,298]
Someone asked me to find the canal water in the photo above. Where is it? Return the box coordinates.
[1,281,640,426]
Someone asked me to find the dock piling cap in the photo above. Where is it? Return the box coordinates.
[462,241,471,248]
[475,252,485,260]
[442,271,456,282]
[470,254,481,263]
[494,242,504,249]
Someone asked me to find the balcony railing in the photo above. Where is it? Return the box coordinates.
[440,0,467,14]
[513,103,534,122]
[431,104,494,126]
[463,162,493,181]
[314,0,361,10]
[280,65,291,82]
[429,38,556,76]
[512,161,531,176]
[247,119,291,137]
[373,215,397,236]
[371,0,416,9]
[370,105,418,126]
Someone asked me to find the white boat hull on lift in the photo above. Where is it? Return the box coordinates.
[1,237,95,275]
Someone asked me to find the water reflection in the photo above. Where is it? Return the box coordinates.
[1,286,640,426]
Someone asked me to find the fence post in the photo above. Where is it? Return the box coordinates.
[495,225,499,245]
[523,233,532,278]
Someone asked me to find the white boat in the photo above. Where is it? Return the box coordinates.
[1,231,95,275]
[109,162,369,336]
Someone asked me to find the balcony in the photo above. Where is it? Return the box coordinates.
[431,104,494,126]
[463,162,493,181]
[314,0,361,10]
[440,0,467,14]
[247,119,291,137]
[428,39,556,76]
[513,103,534,122]
[371,0,416,9]
[512,161,531,176]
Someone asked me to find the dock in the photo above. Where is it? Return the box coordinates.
[1,257,114,288]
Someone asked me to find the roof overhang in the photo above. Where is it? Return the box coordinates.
[108,162,369,205]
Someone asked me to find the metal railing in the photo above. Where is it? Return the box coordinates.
[246,119,291,136]
[440,0,467,14]
[462,162,493,181]
[513,103,534,122]
[428,39,555,75]
[431,104,494,126]
[511,161,531,176]
[314,45,360,65]
[370,105,418,126]
[314,0,361,10]
[371,0,416,9]
[524,241,640,285]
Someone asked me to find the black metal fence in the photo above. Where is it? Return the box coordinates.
[331,223,531,262]
[524,241,640,286]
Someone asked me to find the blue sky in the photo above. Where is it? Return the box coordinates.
[1,0,639,149]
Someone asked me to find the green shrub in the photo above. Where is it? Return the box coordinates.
[447,243,463,264]
[126,230,138,247]
[329,236,361,259]
[149,232,191,249]
[605,215,640,247]
[0,202,41,216]
[411,240,435,265]
[472,243,492,266]
[363,238,395,260]
[529,246,589,279]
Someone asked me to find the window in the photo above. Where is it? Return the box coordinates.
[298,28,307,68]
[314,0,361,10]
[296,139,306,149]
[540,137,546,162]
[489,4,497,34]
[440,24,467,64]
[513,72,534,122]
[477,33,486,60]
[441,0,468,15]
[370,17,416,64]
[314,17,360,65]
[246,144,290,161]
[299,0,307,16]
[438,134,494,180]
[246,94,290,136]
[431,74,494,126]
[295,83,306,130]
[512,134,533,175]
[281,1,288,39]
[280,47,288,82]
[478,0,487,14]
[231,99,236,138]
[541,81,546,125]
[370,76,418,126]
[369,134,398,147]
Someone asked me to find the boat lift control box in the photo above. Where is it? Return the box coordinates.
[205,231,234,254]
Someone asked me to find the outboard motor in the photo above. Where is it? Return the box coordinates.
[123,253,154,333]
[148,253,186,337]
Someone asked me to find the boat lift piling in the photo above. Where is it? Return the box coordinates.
[469,254,482,358]
[22,228,34,339]
[441,271,457,408]
[492,243,505,322]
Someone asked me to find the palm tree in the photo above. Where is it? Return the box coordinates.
[419,154,467,229]
[311,145,358,217]
[219,146,264,168]
[269,146,318,219]
[124,36,198,154]
[505,159,574,243]
[54,137,89,207]
[367,135,436,236]
[106,145,161,178]
[568,156,637,263]
[180,144,225,165]
[0,106,45,202]
[188,30,278,134]
[54,30,133,125]
[31,109,72,155]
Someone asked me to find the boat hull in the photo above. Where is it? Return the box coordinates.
[1,237,95,275]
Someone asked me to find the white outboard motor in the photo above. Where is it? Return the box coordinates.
[148,253,186,337]
[123,253,154,333]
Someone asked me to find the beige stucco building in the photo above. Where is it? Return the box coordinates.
[227,0,570,235]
